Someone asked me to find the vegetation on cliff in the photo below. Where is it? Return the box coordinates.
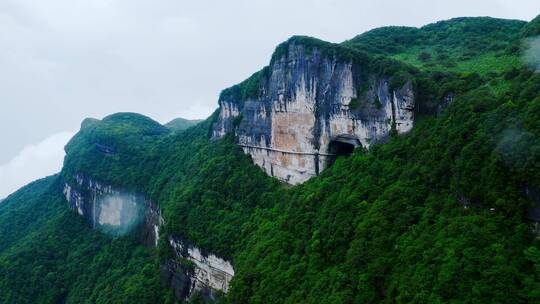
[346,17,526,75]
[0,177,171,303]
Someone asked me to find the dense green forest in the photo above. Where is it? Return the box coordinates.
[165,118,203,132]
[0,177,172,303]
[1,16,540,303]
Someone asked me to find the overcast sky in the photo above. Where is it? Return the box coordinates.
[1,0,539,198]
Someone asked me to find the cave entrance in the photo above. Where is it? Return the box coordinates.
[326,135,361,168]
[328,135,361,156]
[329,140,355,156]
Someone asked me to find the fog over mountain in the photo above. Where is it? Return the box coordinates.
[525,36,540,72]
[1,0,539,197]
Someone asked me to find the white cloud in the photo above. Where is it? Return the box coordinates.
[1,0,539,165]
[0,1,537,199]
[0,131,74,199]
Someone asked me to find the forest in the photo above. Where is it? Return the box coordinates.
[0,16,539,303]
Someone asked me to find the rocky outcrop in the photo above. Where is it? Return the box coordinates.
[212,39,415,184]
[63,174,234,301]
[63,174,160,245]
[164,237,235,301]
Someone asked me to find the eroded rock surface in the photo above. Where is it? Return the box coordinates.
[212,40,415,184]
[165,237,235,301]
[63,174,234,301]
[63,174,159,244]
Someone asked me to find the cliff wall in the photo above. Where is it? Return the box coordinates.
[63,174,234,301]
[212,39,415,184]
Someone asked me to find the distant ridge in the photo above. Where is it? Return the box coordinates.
[164,117,203,131]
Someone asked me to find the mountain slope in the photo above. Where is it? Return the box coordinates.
[344,17,526,75]
[0,176,171,303]
[0,16,539,303]
[165,118,203,132]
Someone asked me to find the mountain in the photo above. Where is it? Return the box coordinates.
[0,176,168,303]
[1,16,540,303]
[522,14,540,38]
[212,36,415,184]
[165,118,203,132]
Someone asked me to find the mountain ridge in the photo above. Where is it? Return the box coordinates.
[165,118,203,132]
[0,15,539,303]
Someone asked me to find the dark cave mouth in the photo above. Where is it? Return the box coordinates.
[328,140,356,156]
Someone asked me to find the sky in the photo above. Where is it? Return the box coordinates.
[1,0,539,198]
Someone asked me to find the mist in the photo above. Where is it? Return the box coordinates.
[1,0,540,198]
[524,36,540,72]
[96,193,145,237]
[0,131,74,199]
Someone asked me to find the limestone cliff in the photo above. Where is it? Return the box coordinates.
[63,174,161,246]
[212,37,415,184]
[63,174,234,301]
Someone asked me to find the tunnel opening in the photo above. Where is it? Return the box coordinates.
[324,135,361,169]
[329,140,355,156]
[328,135,361,157]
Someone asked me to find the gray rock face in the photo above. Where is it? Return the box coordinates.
[212,41,415,184]
[166,236,235,301]
[63,174,159,245]
[63,174,234,301]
